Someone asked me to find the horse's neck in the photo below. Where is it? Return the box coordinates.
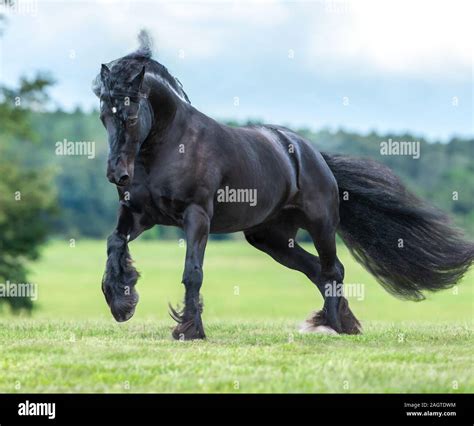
[145,94,189,149]
[147,78,183,121]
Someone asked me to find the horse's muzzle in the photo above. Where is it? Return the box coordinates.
[115,172,130,186]
[107,165,133,187]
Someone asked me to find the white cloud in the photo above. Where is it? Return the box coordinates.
[1,0,471,140]
[307,0,473,78]
[76,0,290,59]
[6,0,470,77]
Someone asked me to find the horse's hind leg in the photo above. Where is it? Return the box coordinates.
[244,220,361,335]
[306,217,346,333]
[102,204,141,322]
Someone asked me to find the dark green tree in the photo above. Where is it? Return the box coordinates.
[0,21,57,311]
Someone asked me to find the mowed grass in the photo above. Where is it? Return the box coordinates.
[0,239,472,393]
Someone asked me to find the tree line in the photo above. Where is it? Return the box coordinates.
[15,109,474,240]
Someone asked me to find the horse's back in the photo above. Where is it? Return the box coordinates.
[209,123,338,231]
[244,124,339,205]
[206,123,299,231]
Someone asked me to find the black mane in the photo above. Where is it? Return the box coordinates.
[92,30,190,103]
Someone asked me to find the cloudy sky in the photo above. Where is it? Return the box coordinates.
[0,0,472,140]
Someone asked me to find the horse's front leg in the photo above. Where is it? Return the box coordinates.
[171,204,210,340]
[102,204,140,322]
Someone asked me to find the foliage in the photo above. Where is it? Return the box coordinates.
[12,110,473,240]
[0,75,57,311]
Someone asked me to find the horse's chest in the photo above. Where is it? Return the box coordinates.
[153,193,187,225]
[118,184,170,226]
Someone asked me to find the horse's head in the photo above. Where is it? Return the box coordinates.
[96,63,154,186]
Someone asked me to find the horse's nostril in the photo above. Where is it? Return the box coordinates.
[117,174,130,186]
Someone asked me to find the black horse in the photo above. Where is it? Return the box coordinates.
[93,32,473,339]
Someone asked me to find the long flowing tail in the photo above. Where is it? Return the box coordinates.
[321,152,474,300]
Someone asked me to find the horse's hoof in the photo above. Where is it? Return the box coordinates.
[107,290,139,322]
[102,267,140,323]
[299,309,340,335]
[299,322,339,335]
[341,321,362,335]
[172,320,206,340]
[338,298,363,335]
[300,305,362,335]
[111,303,136,322]
[169,303,206,340]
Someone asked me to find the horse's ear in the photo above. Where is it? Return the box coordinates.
[100,64,110,82]
[130,66,146,92]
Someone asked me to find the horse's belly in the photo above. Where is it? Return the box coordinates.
[210,185,292,233]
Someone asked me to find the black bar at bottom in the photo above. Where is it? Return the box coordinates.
[0,393,470,425]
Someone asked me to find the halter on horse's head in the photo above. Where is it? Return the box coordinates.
[92,30,190,186]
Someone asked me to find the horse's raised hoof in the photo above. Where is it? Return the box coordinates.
[102,232,140,323]
[102,271,140,322]
[103,286,139,322]
[169,303,206,340]
[110,291,139,322]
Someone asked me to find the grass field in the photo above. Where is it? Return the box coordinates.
[0,239,472,393]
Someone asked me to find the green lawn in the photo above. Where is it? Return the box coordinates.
[0,239,472,393]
